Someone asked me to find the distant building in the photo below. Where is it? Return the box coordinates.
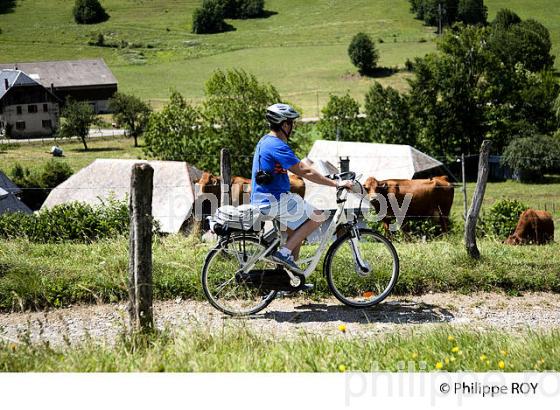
[0,69,60,138]
[0,59,118,113]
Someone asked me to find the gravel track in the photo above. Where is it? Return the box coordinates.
[1,292,560,346]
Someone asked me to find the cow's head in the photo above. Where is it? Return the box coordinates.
[363,177,388,198]
[505,233,522,245]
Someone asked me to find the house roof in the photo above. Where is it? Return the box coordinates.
[307,140,444,182]
[42,159,203,234]
[0,193,32,215]
[0,59,117,89]
[0,69,43,101]
[0,170,22,195]
[0,171,31,215]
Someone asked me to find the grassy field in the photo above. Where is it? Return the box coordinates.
[1,1,558,114]
[0,136,144,174]
[1,234,559,311]
[1,325,558,371]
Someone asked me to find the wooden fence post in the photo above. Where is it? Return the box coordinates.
[465,141,492,259]
[128,163,154,332]
[220,148,231,207]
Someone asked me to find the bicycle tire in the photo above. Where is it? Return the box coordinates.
[324,228,399,308]
[201,234,278,316]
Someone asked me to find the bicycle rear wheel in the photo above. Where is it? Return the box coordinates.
[324,228,399,308]
[201,234,277,316]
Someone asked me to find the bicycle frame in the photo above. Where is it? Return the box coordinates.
[234,187,363,279]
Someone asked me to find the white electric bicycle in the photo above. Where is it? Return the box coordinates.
[201,172,400,316]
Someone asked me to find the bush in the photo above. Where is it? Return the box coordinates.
[481,199,528,238]
[192,0,226,34]
[348,32,379,75]
[317,93,365,142]
[73,0,109,24]
[501,134,560,182]
[223,0,265,19]
[9,161,74,210]
[0,199,131,243]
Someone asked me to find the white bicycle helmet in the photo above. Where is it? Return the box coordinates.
[266,103,300,125]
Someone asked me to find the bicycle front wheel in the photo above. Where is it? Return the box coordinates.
[324,228,399,308]
[202,234,277,316]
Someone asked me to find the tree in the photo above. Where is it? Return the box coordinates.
[489,18,555,72]
[492,8,521,30]
[203,69,281,176]
[58,99,99,150]
[192,0,226,34]
[364,83,415,145]
[108,93,151,147]
[457,0,487,25]
[73,0,109,24]
[348,33,379,75]
[317,94,365,141]
[502,134,560,182]
[143,91,217,172]
[144,70,281,176]
[554,93,560,127]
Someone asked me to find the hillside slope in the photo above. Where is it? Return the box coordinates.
[0,0,557,113]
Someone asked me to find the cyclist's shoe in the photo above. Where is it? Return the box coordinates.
[271,251,300,271]
[279,283,314,297]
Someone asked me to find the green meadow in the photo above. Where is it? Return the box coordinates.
[1,0,558,113]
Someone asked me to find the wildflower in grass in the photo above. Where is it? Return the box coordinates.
[451,346,459,353]
[411,352,418,359]
[498,360,505,369]
[338,324,347,333]
[447,335,455,342]
[500,350,508,356]
[480,354,487,361]
[486,360,491,366]
[338,364,347,372]
[435,362,443,370]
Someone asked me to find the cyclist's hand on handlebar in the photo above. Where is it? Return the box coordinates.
[337,180,354,191]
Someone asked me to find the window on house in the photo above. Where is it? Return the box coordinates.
[16,121,26,130]
[16,106,22,115]
[42,120,52,129]
[43,104,48,112]
[28,105,38,113]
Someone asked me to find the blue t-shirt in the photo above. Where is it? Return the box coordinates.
[250,135,300,205]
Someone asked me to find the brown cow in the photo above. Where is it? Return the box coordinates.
[505,209,554,245]
[196,171,305,207]
[363,175,455,232]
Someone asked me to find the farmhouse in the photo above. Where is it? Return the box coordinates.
[0,170,32,215]
[41,159,203,234]
[0,59,118,114]
[0,69,60,138]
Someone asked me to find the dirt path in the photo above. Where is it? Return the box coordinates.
[1,292,560,346]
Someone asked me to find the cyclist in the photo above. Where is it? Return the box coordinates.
[251,103,353,272]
